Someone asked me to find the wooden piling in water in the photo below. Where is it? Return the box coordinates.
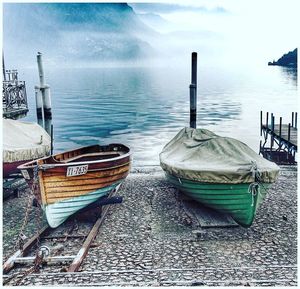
[36,52,53,146]
[190,52,197,129]
[35,85,44,127]
[279,117,282,138]
[50,124,54,155]
[260,111,263,136]
[43,84,52,135]
[37,53,45,87]
[271,114,275,148]
[37,53,52,120]
[2,52,6,81]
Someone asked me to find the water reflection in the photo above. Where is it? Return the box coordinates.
[279,66,297,86]
[49,67,242,155]
[198,97,241,126]
[22,65,296,165]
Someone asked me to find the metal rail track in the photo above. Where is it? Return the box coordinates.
[3,189,121,283]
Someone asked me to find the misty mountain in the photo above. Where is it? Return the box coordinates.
[130,3,229,14]
[137,13,173,32]
[137,13,185,36]
[3,3,156,66]
[166,30,221,40]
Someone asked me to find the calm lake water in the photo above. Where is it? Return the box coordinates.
[21,63,297,166]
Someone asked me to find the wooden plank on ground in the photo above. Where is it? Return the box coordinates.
[3,178,27,200]
[183,200,238,228]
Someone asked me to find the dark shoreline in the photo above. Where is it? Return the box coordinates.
[268,48,297,68]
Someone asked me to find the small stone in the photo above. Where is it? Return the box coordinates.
[191,281,205,286]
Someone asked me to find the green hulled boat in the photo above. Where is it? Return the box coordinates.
[160,128,279,227]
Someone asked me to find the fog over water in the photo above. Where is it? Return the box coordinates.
[4,1,299,67]
[3,1,298,165]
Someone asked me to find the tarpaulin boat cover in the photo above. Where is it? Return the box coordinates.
[3,119,51,163]
[160,127,279,184]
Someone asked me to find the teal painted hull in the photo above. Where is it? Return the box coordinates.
[44,182,121,228]
[166,173,268,227]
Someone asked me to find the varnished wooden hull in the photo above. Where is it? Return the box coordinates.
[18,144,131,227]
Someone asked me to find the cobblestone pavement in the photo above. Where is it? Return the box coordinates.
[3,166,297,286]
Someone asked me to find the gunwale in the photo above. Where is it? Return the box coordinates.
[18,144,131,169]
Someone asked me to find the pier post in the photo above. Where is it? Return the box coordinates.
[35,85,44,128]
[279,117,282,138]
[270,132,273,152]
[2,52,6,81]
[190,52,197,129]
[37,53,45,88]
[292,112,294,127]
[266,112,269,129]
[295,112,298,129]
[271,115,275,147]
[36,52,52,136]
[260,111,263,136]
[43,84,52,135]
[271,113,273,129]
[293,148,296,160]
[259,140,262,154]
[50,124,54,155]
[288,123,291,141]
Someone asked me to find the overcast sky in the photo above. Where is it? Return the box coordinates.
[131,0,299,65]
[2,0,299,68]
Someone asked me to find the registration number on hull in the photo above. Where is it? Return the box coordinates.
[66,165,88,177]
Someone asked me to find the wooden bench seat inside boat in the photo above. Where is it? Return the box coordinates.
[58,152,121,163]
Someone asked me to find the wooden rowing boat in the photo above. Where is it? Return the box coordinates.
[18,144,131,228]
[160,128,279,227]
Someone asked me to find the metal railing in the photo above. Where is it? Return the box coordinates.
[2,70,28,114]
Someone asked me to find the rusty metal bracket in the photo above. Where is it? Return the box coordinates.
[3,225,50,274]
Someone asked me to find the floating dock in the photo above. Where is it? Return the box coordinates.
[260,111,297,164]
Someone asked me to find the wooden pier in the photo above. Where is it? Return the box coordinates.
[260,111,297,164]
